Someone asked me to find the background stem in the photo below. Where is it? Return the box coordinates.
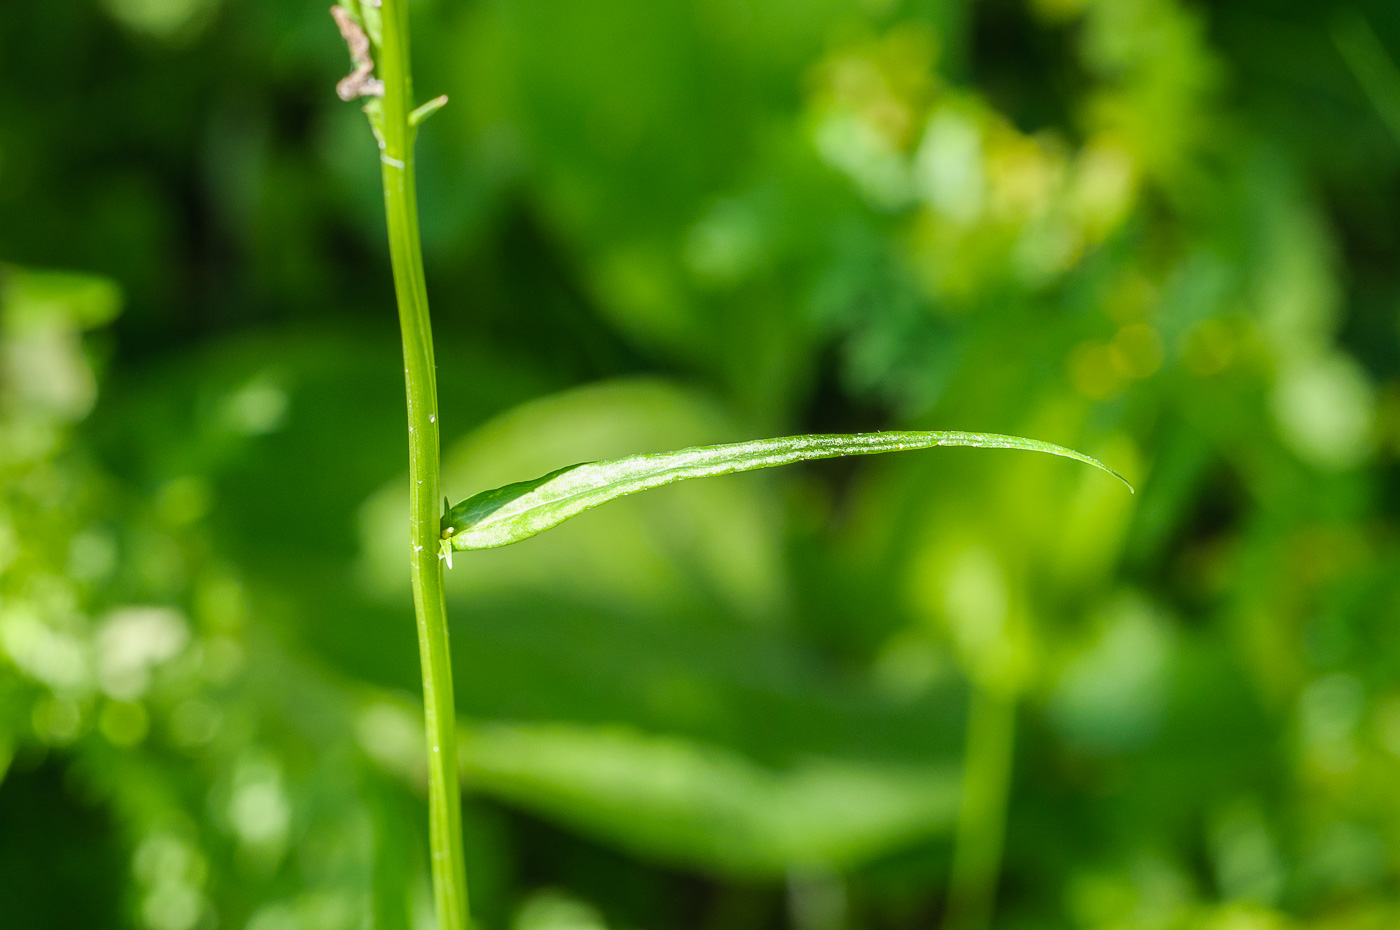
[375,2,470,928]
[941,686,1016,930]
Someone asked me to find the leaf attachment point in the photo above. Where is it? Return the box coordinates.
[441,431,1132,555]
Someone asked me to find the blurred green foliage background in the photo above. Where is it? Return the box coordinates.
[4,0,1400,928]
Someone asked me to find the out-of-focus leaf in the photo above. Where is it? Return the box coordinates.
[358,702,959,877]
[463,723,958,876]
[0,266,123,330]
[444,431,1130,552]
[1333,12,1400,149]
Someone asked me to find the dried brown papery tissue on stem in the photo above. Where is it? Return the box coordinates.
[331,6,384,101]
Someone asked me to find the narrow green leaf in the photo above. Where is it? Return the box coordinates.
[442,431,1131,554]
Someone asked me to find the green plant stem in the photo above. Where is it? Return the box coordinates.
[375,2,470,928]
[941,686,1016,930]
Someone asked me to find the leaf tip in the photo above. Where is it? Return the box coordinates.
[1092,459,1135,494]
[409,95,450,127]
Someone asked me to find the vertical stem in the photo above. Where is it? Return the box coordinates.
[941,686,1016,930]
[375,2,470,928]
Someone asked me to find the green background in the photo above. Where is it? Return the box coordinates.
[3,0,1400,928]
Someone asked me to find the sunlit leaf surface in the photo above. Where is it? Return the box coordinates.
[444,432,1129,552]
